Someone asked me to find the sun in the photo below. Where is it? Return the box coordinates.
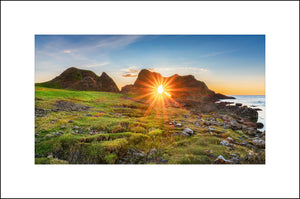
[131,72,185,119]
[158,85,164,94]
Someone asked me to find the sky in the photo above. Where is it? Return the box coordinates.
[35,35,265,95]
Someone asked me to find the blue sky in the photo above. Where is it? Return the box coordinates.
[35,35,265,95]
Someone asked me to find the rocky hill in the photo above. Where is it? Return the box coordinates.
[121,69,234,101]
[36,67,119,92]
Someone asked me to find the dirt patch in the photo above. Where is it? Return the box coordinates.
[53,100,89,112]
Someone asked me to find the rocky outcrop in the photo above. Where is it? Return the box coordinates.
[37,67,119,92]
[121,69,234,101]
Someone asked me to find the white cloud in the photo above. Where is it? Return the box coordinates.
[200,49,237,58]
[63,50,71,54]
[84,62,110,68]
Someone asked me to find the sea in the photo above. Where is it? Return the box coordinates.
[219,95,265,131]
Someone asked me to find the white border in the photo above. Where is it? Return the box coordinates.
[1,1,299,198]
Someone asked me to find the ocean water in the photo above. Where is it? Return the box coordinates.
[219,95,265,131]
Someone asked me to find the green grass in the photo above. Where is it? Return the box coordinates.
[35,86,264,164]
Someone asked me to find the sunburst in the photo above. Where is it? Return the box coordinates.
[132,72,185,120]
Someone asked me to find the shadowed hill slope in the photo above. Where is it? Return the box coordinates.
[121,69,234,101]
[36,67,119,92]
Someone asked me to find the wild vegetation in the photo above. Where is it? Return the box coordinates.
[35,86,265,164]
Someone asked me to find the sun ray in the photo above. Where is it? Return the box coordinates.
[131,74,187,121]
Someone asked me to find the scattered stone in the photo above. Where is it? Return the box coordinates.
[116,113,122,117]
[46,134,53,138]
[214,155,230,164]
[60,125,66,129]
[226,137,233,143]
[208,127,214,131]
[47,154,53,158]
[89,132,93,135]
[50,120,55,124]
[235,103,242,107]
[133,151,146,158]
[220,140,230,146]
[86,113,92,116]
[182,128,193,136]
[208,153,216,158]
[68,120,74,123]
[194,121,200,126]
[53,132,61,136]
[59,130,63,134]
[243,127,257,136]
[250,137,265,148]
[149,148,157,155]
[35,108,48,117]
[181,131,190,136]
[74,126,80,130]
[229,153,240,164]
[175,123,182,127]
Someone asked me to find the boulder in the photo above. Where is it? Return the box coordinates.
[220,140,230,146]
[250,137,265,148]
[256,122,264,129]
[214,155,230,164]
[182,128,194,136]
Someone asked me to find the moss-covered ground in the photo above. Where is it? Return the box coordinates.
[35,86,263,164]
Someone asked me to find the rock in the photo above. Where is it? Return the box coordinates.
[121,69,232,101]
[229,153,240,164]
[256,122,264,129]
[214,155,230,164]
[183,115,188,118]
[133,151,146,158]
[46,134,53,138]
[40,67,119,92]
[50,120,55,124]
[253,108,262,111]
[68,120,74,123]
[236,103,242,107]
[226,137,233,143]
[116,113,122,117]
[60,125,66,129]
[208,127,214,131]
[220,140,230,146]
[53,132,61,136]
[208,153,216,158]
[223,124,230,129]
[181,131,190,136]
[194,121,200,126]
[74,126,80,130]
[89,132,93,135]
[183,128,193,135]
[149,148,157,155]
[47,154,53,158]
[251,137,265,148]
[243,127,257,136]
[175,123,182,127]
[86,113,92,116]
[35,108,48,117]
[59,130,63,134]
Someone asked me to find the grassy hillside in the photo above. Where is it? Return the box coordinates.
[35,86,264,164]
